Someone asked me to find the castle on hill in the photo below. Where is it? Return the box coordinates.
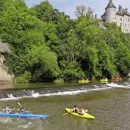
[101,0,130,33]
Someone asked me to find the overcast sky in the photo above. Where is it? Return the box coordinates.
[24,0,130,18]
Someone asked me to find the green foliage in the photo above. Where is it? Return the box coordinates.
[60,61,85,80]
[115,42,130,75]
[32,1,54,22]
[54,78,64,84]
[1,0,130,83]
[4,53,27,76]
[15,71,31,83]
[96,41,116,77]
[25,44,60,81]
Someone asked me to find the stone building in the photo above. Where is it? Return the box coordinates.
[0,40,13,82]
[101,0,130,33]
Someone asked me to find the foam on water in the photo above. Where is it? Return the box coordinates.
[18,122,32,129]
[7,94,14,99]
[0,82,130,101]
[107,82,130,88]
[31,91,40,98]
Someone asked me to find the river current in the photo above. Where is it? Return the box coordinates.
[0,82,129,130]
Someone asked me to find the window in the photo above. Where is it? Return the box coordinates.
[120,23,122,26]
[120,18,122,21]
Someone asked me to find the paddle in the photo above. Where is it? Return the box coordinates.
[85,109,88,113]
[17,101,23,111]
[17,101,31,113]
[17,101,22,107]
[2,109,5,111]
[63,113,68,116]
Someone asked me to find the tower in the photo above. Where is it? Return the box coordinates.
[105,0,116,22]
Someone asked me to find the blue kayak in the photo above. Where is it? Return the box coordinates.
[0,113,49,119]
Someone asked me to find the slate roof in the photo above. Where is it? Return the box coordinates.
[106,0,116,9]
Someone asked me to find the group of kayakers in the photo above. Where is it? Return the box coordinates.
[4,103,87,116]
[5,104,25,114]
[71,105,87,115]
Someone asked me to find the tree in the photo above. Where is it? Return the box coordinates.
[32,1,54,22]
[75,5,93,18]
[25,44,60,81]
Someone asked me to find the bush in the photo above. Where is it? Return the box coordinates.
[54,78,64,84]
[15,71,31,83]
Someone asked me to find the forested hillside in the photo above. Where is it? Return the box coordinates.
[0,0,130,82]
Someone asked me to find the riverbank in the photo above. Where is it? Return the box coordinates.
[0,78,126,90]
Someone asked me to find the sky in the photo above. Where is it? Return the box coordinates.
[24,0,130,18]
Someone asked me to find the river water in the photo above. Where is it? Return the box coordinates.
[0,82,130,130]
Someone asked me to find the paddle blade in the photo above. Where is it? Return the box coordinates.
[17,102,22,107]
[85,109,88,112]
[63,113,68,116]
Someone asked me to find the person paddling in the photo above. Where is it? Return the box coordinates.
[79,108,87,115]
[17,101,25,114]
[17,102,29,114]
[71,105,79,113]
[5,105,15,114]
[19,107,25,114]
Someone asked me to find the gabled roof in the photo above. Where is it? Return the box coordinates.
[106,0,116,9]
[0,40,11,53]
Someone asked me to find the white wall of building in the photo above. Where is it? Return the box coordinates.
[105,8,116,23]
[115,15,130,33]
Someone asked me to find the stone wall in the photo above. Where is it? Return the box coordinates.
[0,54,13,82]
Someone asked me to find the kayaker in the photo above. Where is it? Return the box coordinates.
[5,105,15,114]
[71,105,79,113]
[79,108,87,115]
[19,107,25,114]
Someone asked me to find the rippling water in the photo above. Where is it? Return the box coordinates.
[0,82,129,130]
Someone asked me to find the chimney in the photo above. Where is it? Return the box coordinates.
[95,14,97,18]
[118,5,122,13]
[125,8,128,13]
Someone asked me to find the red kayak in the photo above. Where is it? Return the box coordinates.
[112,77,123,82]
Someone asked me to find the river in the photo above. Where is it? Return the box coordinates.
[0,82,129,130]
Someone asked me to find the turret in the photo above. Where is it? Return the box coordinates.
[105,0,116,22]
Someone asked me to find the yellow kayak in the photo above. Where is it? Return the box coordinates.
[65,108,95,119]
[100,78,108,84]
[78,79,90,84]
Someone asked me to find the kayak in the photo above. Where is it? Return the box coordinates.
[65,108,95,119]
[100,78,108,84]
[0,112,49,119]
[112,77,123,82]
[78,79,90,84]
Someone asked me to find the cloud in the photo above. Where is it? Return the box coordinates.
[25,0,130,18]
